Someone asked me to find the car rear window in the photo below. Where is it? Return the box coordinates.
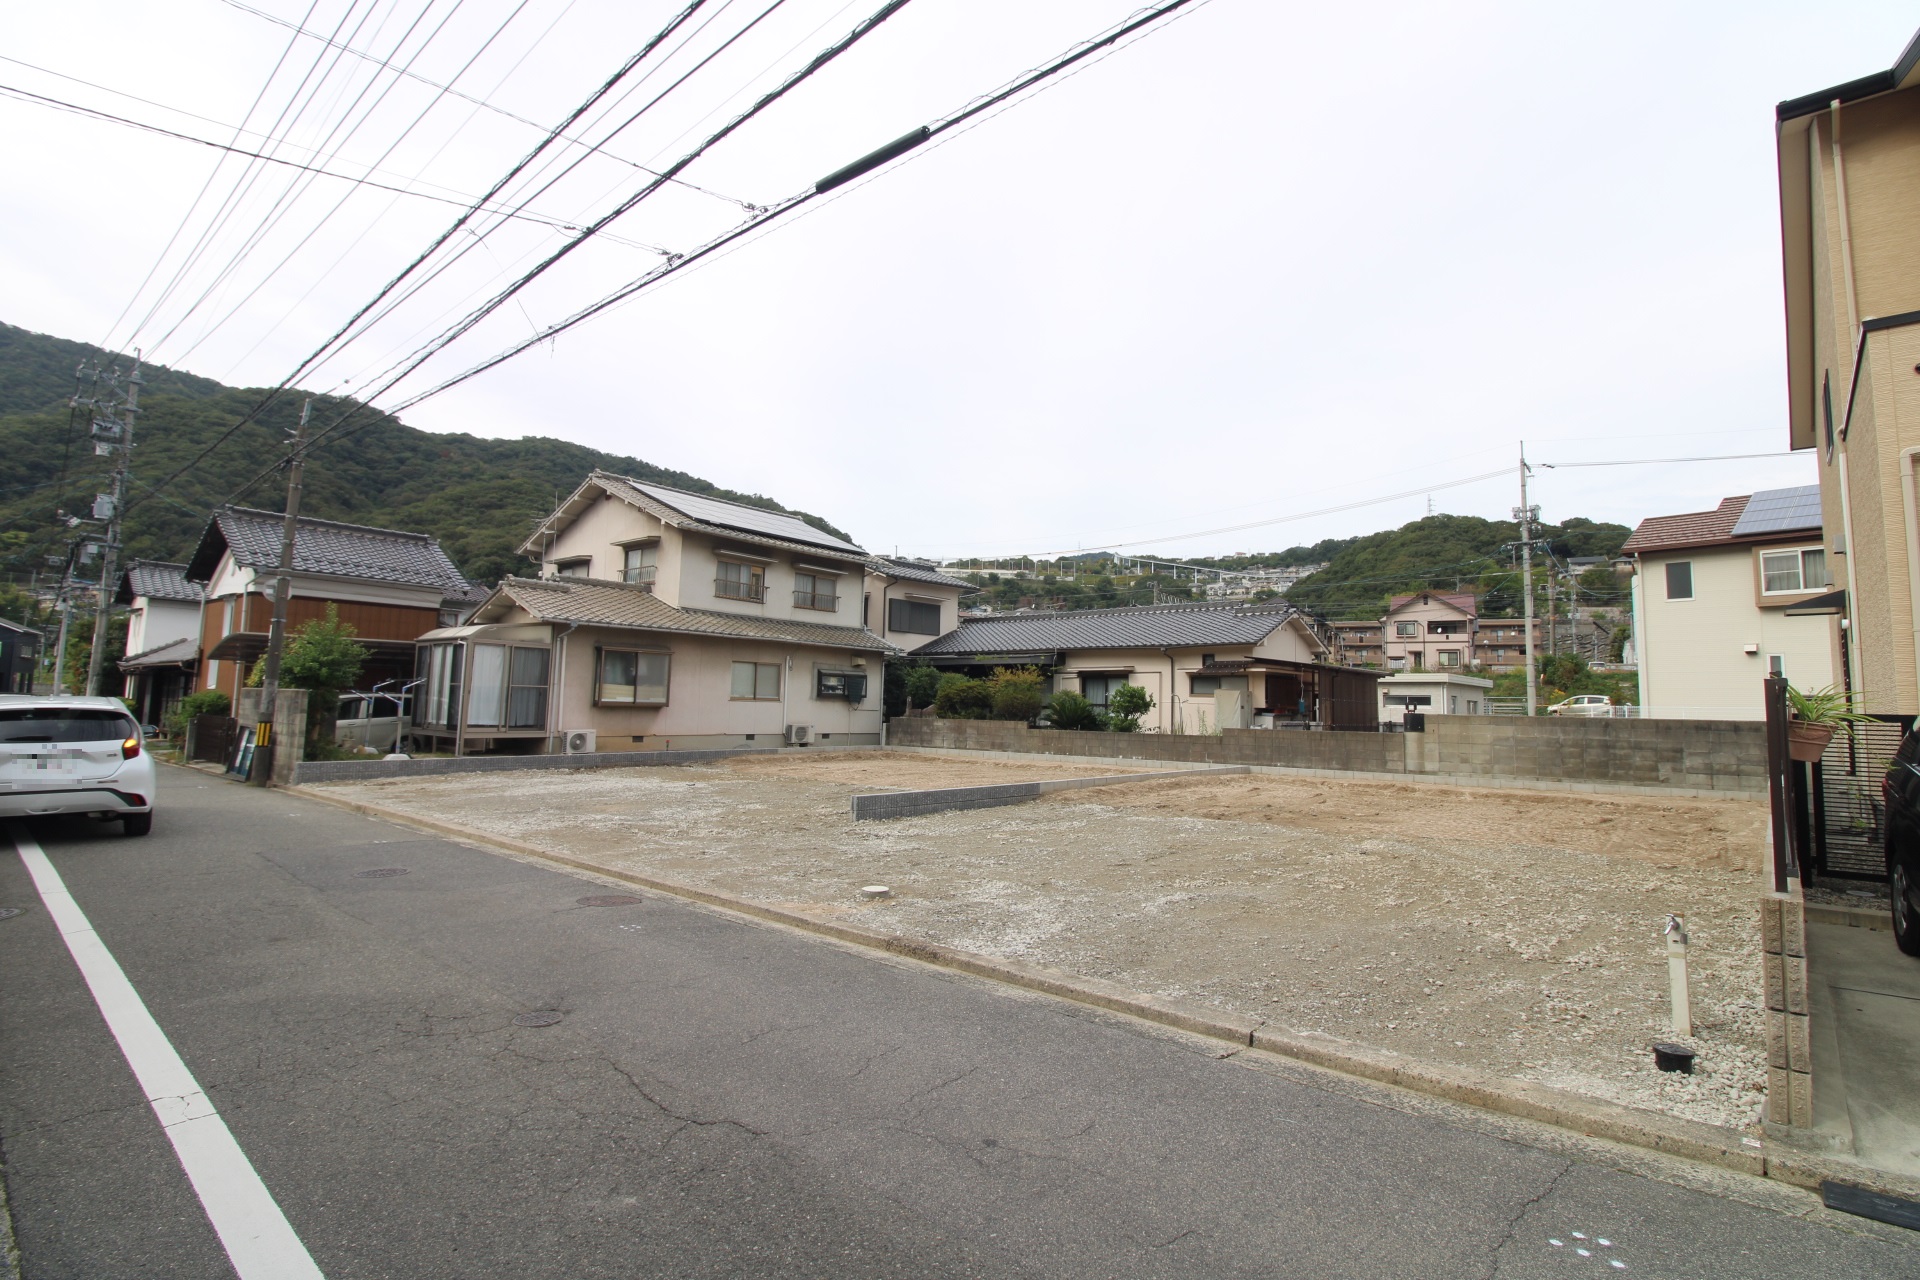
[0,708,138,743]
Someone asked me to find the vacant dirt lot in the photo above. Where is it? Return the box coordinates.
[310,751,1769,1129]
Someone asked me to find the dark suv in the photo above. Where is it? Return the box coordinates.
[1883,732,1920,955]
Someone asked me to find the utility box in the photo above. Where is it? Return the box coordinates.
[1213,687,1252,731]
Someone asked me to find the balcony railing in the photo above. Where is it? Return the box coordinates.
[714,577,765,602]
[621,569,656,591]
[793,589,838,611]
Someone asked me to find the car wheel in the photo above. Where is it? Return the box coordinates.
[1894,860,1920,958]
[122,812,153,838]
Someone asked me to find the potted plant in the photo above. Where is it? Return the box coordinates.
[1784,683,1873,762]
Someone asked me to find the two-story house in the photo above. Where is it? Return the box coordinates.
[186,506,472,701]
[1776,25,1920,713]
[413,473,962,754]
[115,560,203,724]
[1380,592,1479,672]
[1623,485,1835,720]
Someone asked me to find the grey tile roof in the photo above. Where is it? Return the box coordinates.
[119,636,199,669]
[915,601,1303,655]
[117,560,201,605]
[1729,484,1823,538]
[187,506,471,593]
[487,576,895,652]
[624,478,866,555]
[870,557,972,589]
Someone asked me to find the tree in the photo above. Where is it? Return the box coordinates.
[253,605,368,751]
[1105,682,1155,732]
[987,667,1046,722]
[933,675,994,718]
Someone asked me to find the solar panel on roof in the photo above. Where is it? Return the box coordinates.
[630,482,865,554]
[1729,485,1823,538]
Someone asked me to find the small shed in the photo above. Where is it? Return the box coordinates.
[0,616,41,694]
[1377,671,1494,724]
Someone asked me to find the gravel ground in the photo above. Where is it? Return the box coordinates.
[312,751,1771,1130]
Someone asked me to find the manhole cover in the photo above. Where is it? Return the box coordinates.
[354,867,411,879]
[0,907,23,921]
[577,894,644,906]
[513,1010,564,1027]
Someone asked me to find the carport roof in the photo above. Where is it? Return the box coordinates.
[478,576,896,652]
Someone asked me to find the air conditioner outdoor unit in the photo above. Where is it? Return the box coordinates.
[784,724,813,746]
[563,729,597,755]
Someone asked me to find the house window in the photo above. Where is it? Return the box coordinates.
[554,558,591,578]
[1395,621,1419,637]
[887,598,941,635]
[715,560,765,601]
[1082,674,1129,709]
[731,661,780,700]
[1438,650,1461,668]
[794,572,838,611]
[623,545,657,588]
[507,647,549,728]
[1769,654,1786,678]
[1760,547,1827,595]
[1665,561,1693,601]
[597,648,669,705]
[1190,675,1221,697]
[816,670,867,701]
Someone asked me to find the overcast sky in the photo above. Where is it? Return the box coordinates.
[5,1,1916,561]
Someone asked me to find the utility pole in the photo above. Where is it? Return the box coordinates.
[1515,443,1539,716]
[82,356,141,696]
[254,397,311,778]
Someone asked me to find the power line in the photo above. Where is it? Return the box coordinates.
[119,0,718,520]
[215,0,761,213]
[1539,451,1798,468]
[0,83,669,247]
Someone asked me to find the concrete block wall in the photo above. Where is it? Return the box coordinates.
[887,715,1768,794]
[1762,892,1814,1127]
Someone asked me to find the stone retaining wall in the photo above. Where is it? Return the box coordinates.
[886,715,1767,794]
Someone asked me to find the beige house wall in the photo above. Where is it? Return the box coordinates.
[538,621,882,748]
[1795,94,1920,713]
[1048,620,1324,734]
[1633,545,1834,720]
[125,598,199,657]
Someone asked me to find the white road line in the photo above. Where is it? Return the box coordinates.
[9,825,326,1280]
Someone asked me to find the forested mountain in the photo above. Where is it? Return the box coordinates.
[1284,513,1632,618]
[0,321,853,587]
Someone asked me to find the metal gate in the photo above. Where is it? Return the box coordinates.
[191,714,236,764]
[1811,714,1912,881]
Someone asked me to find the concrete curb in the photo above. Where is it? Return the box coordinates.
[290,744,871,786]
[850,766,1249,821]
[286,783,1846,1187]
[1804,902,1891,932]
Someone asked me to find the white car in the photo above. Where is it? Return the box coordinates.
[0,694,157,835]
[1547,694,1613,718]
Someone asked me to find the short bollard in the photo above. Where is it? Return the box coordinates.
[1664,914,1692,1037]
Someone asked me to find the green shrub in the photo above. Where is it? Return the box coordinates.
[902,664,942,710]
[987,667,1046,722]
[1105,682,1155,733]
[933,676,994,719]
[164,689,231,738]
[1042,691,1102,731]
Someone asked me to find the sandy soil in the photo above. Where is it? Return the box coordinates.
[312,751,1771,1129]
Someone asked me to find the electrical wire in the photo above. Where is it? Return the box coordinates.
[96,0,322,353]
[1539,452,1799,468]
[118,0,383,355]
[154,0,505,359]
[216,0,761,213]
[0,84,668,248]
[119,0,718,520]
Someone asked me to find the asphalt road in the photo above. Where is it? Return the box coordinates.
[0,763,1914,1279]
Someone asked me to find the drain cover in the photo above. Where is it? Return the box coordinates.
[577,894,644,906]
[0,907,23,921]
[354,867,410,879]
[513,1010,564,1027]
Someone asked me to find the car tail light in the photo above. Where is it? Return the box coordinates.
[122,735,141,760]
